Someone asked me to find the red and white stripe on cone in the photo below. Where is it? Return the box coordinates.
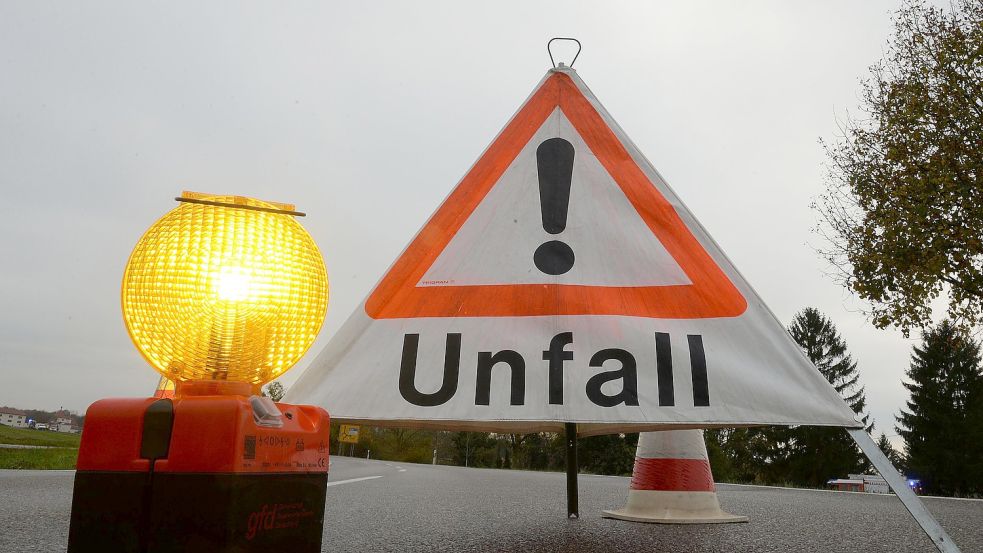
[602,430,747,524]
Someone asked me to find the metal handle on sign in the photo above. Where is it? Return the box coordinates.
[548,37,582,68]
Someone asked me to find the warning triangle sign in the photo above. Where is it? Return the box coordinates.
[366,73,745,319]
[287,68,861,435]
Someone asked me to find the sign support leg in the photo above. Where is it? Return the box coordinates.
[565,422,579,519]
[847,428,960,553]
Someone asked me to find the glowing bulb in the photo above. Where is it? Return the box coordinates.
[216,266,252,302]
[121,192,329,386]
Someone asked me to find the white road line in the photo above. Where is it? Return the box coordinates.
[722,482,891,496]
[398,468,407,473]
[720,482,983,502]
[326,475,383,487]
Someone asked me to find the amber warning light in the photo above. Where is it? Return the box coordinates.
[122,191,328,390]
[68,192,332,553]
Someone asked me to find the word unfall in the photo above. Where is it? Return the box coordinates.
[398,332,711,408]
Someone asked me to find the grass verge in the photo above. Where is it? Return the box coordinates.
[0,447,78,470]
[0,425,81,448]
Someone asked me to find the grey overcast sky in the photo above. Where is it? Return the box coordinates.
[0,1,943,441]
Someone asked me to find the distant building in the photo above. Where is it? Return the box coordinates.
[52,410,79,433]
[851,473,890,494]
[828,473,890,494]
[0,407,29,428]
[828,478,864,492]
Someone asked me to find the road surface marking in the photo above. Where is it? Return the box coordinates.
[326,475,383,487]
[721,483,983,502]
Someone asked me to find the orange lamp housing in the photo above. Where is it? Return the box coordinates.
[68,193,331,553]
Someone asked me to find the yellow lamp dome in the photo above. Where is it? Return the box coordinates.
[122,191,328,386]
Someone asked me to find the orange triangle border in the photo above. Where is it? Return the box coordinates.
[366,72,747,320]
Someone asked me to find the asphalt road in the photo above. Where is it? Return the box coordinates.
[2,457,981,552]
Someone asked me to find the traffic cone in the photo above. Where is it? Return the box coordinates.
[153,375,175,399]
[602,429,747,524]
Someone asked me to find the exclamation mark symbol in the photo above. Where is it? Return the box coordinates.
[534,137,575,275]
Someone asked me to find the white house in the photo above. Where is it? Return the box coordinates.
[52,411,78,433]
[0,407,29,429]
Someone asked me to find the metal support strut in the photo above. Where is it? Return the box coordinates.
[847,429,960,553]
[565,422,579,518]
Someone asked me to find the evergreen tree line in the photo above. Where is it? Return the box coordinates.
[323,308,983,497]
[327,425,639,476]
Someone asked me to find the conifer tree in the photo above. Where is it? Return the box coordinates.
[896,320,983,495]
[875,431,905,469]
[782,308,871,486]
